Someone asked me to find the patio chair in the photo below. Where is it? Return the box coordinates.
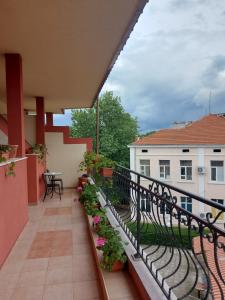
[43,173,61,201]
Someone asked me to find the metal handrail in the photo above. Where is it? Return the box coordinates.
[92,165,225,300]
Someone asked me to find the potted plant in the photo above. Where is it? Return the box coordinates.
[78,173,89,187]
[9,145,18,158]
[92,208,107,231]
[96,156,115,177]
[30,144,48,161]
[97,229,127,272]
[0,145,11,162]
[79,151,97,174]
[79,184,98,204]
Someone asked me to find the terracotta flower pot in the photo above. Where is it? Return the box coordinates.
[9,145,18,158]
[111,260,124,272]
[100,167,113,177]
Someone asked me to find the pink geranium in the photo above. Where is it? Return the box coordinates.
[76,186,83,192]
[93,215,101,224]
[96,237,106,247]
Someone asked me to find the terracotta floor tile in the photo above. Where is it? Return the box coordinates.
[22,258,49,272]
[0,261,23,275]
[44,207,72,216]
[46,267,73,285]
[17,270,46,287]
[43,283,73,300]
[48,256,72,270]
[0,288,14,300]
[0,273,20,290]
[73,280,100,299]
[50,247,72,257]
[27,248,51,259]
[10,285,44,300]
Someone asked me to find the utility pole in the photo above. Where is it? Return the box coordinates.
[96,98,100,154]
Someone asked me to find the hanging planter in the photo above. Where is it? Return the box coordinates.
[100,167,113,178]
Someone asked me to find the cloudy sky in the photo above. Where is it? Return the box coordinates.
[55,0,225,133]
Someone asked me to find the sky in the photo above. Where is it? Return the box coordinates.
[55,0,225,133]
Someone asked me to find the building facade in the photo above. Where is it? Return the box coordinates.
[129,114,225,222]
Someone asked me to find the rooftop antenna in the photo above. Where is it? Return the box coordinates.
[208,90,212,114]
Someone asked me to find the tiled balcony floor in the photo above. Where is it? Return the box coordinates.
[0,189,101,300]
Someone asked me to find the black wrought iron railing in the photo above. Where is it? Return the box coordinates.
[92,165,225,300]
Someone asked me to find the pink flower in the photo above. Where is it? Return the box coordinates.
[97,237,106,247]
[76,186,83,192]
[93,215,101,224]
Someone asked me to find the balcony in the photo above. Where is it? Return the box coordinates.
[91,165,225,300]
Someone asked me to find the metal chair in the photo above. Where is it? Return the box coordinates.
[43,174,61,201]
[46,169,64,192]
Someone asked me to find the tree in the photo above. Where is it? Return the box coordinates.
[71,91,139,167]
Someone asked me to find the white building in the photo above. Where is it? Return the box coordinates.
[129,114,225,222]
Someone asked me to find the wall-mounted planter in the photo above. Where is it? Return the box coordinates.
[100,168,113,178]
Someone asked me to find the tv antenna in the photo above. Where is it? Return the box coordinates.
[208,90,212,114]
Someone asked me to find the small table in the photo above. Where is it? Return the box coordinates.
[43,172,63,200]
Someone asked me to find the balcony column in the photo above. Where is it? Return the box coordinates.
[36,97,45,144]
[46,112,53,127]
[5,54,25,157]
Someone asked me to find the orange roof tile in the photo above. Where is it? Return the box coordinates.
[193,236,225,299]
[133,115,225,145]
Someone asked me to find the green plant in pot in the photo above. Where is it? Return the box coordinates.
[97,229,127,272]
[79,184,98,204]
[85,201,100,216]
[92,208,108,231]
[96,156,115,178]
[30,144,48,161]
[96,223,115,239]
[79,151,98,173]
[0,145,11,162]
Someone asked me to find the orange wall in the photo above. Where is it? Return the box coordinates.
[0,158,28,267]
[26,155,45,204]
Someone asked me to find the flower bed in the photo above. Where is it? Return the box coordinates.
[80,182,127,272]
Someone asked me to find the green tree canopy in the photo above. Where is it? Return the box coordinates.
[71,91,139,167]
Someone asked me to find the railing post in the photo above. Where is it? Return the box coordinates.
[134,174,141,259]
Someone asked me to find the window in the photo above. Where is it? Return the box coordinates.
[210,161,224,182]
[180,160,192,180]
[211,198,224,205]
[140,195,151,212]
[140,160,150,177]
[159,160,170,179]
[213,149,221,153]
[182,149,189,153]
[142,149,148,153]
[181,196,192,212]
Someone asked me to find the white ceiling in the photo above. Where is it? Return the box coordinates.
[0,0,147,113]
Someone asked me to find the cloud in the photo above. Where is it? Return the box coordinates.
[101,0,225,132]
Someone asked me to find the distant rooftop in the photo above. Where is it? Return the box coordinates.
[133,114,225,145]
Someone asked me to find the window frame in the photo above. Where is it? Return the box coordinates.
[180,196,192,213]
[159,160,170,180]
[210,160,224,182]
[180,160,192,181]
[140,159,150,177]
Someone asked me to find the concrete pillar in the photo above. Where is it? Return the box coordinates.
[5,54,25,157]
